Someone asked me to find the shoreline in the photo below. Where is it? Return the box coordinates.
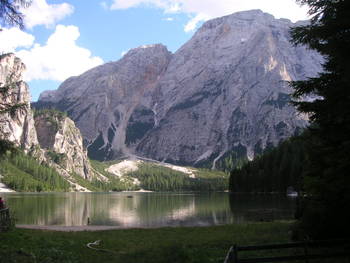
[16,224,126,232]
[15,224,209,232]
[15,224,220,232]
[16,220,294,232]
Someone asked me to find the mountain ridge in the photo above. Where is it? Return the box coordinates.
[36,10,323,166]
[0,54,229,193]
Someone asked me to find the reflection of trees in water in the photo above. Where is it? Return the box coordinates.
[4,192,235,226]
[4,193,67,225]
[229,194,296,222]
[132,193,234,227]
[1,193,295,227]
[5,193,111,226]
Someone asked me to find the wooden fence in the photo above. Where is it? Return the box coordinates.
[0,208,11,231]
[224,239,350,263]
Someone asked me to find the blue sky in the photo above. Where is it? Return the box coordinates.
[0,0,309,101]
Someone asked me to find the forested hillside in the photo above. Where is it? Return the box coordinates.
[229,136,307,193]
[0,149,229,192]
[0,151,70,192]
[127,163,228,192]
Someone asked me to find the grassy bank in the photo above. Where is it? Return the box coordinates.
[0,222,292,263]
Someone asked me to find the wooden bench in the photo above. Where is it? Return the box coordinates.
[224,239,350,263]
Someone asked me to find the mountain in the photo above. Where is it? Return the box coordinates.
[0,54,229,192]
[0,54,39,154]
[36,10,323,167]
[34,109,93,180]
[0,53,96,190]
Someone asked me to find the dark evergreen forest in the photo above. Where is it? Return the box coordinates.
[229,136,307,193]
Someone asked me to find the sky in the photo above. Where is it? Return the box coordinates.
[0,0,309,101]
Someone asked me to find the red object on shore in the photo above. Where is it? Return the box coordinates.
[0,197,5,209]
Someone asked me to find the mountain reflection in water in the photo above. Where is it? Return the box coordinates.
[1,192,295,227]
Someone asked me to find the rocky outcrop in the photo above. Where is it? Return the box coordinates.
[34,110,93,180]
[0,53,95,185]
[0,53,39,153]
[37,10,323,166]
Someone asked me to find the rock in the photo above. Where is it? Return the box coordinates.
[37,44,172,161]
[34,110,93,180]
[0,53,97,190]
[37,10,323,166]
[0,53,39,153]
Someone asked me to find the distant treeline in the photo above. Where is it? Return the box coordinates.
[0,151,70,192]
[229,136,307,193]
[128,163,228,192]
[33,108,67,119]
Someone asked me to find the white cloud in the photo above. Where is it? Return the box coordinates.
[0,28,35,53]
[165,3,181,13]
[15,25,103,82]
[22,0,74,29]
[111,0,151,9]
[184,13,210,32]
[121,50,128,57]
[109,0,309,32]
[163,17,174,21]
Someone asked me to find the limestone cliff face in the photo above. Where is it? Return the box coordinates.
[0,53,94,183]
[0,53,39,152]
[135,11,322,166]
[37,10,323,166]
[34,111,93,180]
[38,44,172,160]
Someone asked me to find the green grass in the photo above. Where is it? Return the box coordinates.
[0,222,292,263]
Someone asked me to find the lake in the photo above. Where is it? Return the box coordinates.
[1,192,296,228]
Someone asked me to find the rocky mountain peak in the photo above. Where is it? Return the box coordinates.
[124,43,171,57]
[37,10,323,166]
[199,10,275,31]
[0,53,38,152]
[36,42,173,161]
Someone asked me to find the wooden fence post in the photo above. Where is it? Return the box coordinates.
[233,244,238,263]
[224,246,234,263]
[0,208,11,231]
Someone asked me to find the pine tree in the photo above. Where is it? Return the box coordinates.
[0,0,31,29]
[290,0,350,239]
[0,0,32,155]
